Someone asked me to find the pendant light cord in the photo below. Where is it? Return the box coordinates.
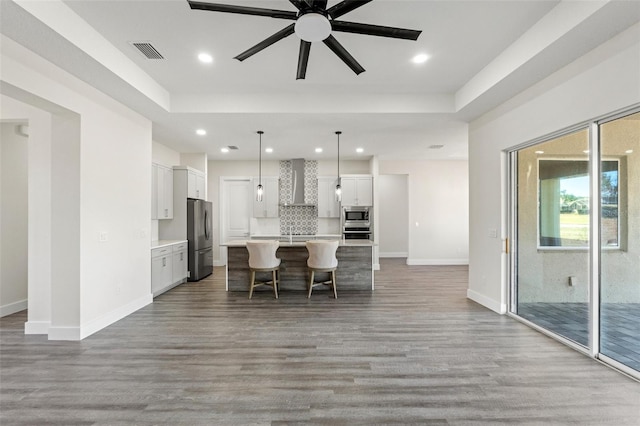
[336,131,341,180]
[257,130,263,186]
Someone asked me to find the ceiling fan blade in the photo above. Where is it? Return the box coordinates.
[289,0,306,10]
[326,0,372,19]
[188,1,297,20]
[307,0,328,9]
[234,24,295,61]
[331,20,421,40]
[296,41,311,80]
[323,35,365,75]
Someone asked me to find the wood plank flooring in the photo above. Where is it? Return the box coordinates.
[1,258,639,425]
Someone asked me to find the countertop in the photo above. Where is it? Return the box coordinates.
[222,239,374,247]
[151,239,188,249]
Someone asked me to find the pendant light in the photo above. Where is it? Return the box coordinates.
[335,131,342,202]
[256,131,264,201]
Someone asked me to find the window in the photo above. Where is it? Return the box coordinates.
[538,159,619,248]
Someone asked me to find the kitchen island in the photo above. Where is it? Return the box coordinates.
[222,239,374,293]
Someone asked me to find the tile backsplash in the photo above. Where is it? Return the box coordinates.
[279,160,318,235]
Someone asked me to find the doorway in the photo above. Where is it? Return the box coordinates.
[219,177,252,265]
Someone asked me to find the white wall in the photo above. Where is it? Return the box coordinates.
[380,160,469,265]
[152,140,180,166]
[468,23,640,314]
[0,123,28,316]
[1,35,153,339]
[378,174,409,257]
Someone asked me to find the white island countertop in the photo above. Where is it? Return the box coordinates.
[221,239,374,247]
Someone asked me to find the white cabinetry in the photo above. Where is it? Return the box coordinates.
[253,177,279,218]
[172,242,188,284]
[151,246,173,295]
[187,169,206,200]
[340,175,373,206]
[151,240,188,297]
[152,163,174,220]
[317,177,340,218]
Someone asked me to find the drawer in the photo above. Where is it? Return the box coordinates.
[172,242,188,252]
[151,246,172,258]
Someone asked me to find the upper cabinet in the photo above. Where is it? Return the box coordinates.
[187,169,206,200]
[253,177,279,218]
[152,163,174,220]
[317,177,341,218]
[186,169,206,200]
[340,175,373,207]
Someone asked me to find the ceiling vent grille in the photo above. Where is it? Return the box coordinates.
[429,144,444,149]
[228,146,239,150]
[130,42,165,59]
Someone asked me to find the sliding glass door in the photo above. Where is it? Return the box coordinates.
[509,108,639,376]
[513,128,591,347]
[599,111,640,372]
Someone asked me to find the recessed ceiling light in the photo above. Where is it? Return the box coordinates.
[198,53,213,63]
[625,149,633,154]
[265,147,273,153]
[535,150,544,154]
[196,129,206,136]
[220,147,229,153]
[315,148,323,153]
[411,53,429,64]
[356,147,364,153]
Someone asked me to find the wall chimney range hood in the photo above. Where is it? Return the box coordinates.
[282,158,315,206]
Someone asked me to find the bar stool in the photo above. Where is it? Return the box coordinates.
[246,240,281,299]
[306,240,339,298]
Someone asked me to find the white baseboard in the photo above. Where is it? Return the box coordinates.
[0,299,27,317]
[47,293,153,341]
[79,293,153,340]
[373,263,380,271]
[213,260,226,267]
[406,258,469,266]
[379,252,408,258]
[48,326,82,341]
[467,289,507,314]
[25,320,50,334]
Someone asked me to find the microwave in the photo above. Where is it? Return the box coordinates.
[343,207,370,223]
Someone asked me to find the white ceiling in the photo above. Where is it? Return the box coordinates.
[2,0,640,160]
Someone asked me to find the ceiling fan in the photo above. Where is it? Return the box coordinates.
[187,0,422,79]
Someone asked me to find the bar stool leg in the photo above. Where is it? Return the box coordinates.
[308,270,315,298]
[272,270,278,299]
[249,270,256,299]
[331,270,337,299]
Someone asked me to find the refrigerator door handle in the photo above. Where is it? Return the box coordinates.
[204,209,210,240]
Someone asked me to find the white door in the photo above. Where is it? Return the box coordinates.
[222,176,251,236]
[221,178,252,264]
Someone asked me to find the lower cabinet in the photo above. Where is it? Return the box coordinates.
[151,241,188,297]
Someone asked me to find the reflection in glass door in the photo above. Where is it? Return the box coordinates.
[514,128,591,347]
[599,111,640,372]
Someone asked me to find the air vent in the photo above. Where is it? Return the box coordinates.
[130,42,165,59]
[429,144,444,149]
[228,146,239,150]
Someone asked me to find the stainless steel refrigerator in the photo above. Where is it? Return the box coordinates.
[187,199,213,281]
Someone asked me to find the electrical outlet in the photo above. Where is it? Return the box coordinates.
[99,231,108,242]
[569,276,577,287]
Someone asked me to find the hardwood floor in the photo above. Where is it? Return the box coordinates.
[1,258,638,425]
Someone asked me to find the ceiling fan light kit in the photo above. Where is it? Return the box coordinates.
[187,0,421,79]
[295,13,332,42]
